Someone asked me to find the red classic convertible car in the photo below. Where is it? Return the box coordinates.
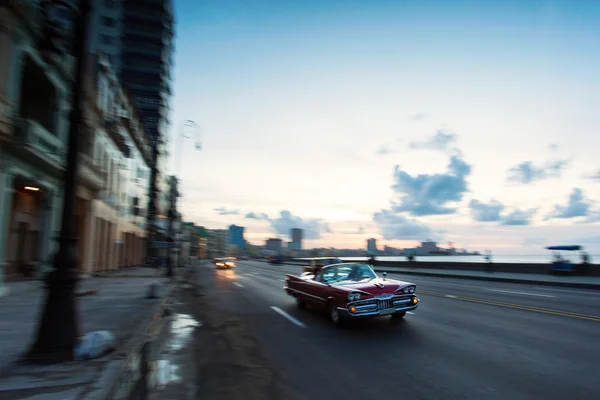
[284,262,419,325]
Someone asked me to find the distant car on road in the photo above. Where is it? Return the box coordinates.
[214,257,236,269]
[284,262,419,326]
[269,256,283,264]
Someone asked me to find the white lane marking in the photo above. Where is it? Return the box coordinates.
[270,306,307,328]
[406,311,416,315]
[533,287,600,296]
[484,288,556,298]
[446,294,457,299]
[233,282,244,288]
[252,272,260,275]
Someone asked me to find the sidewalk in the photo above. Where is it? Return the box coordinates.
[373,265,600,289]
[0,266,179,400]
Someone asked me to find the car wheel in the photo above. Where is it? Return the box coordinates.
[328,302,343,326]
[296,297,306,309]
[390,311,406,322]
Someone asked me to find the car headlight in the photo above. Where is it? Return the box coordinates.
[347,292,361,302]
[402,286,416,294]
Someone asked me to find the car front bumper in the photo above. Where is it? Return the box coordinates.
[338,297,420,318]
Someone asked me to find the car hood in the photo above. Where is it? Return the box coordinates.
[333,278,413,296]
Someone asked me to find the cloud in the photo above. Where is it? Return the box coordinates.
[547,188,590,220]
[469,199,505,222]
[245,212,269,220]
[549,143,559,151]
[373,209,432,240]
[501,208,537,226]
[583,169,600,181]
[409,130,457,152]
[507,159,568,184]
[214,207,240,215]
[390,155,472,216]
[376,144,393,156]
[269,210,331,240]
[409,113,428,121]
[584,212,600,223]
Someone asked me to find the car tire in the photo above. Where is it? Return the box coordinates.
[328,302,343,326]
[296,297,306,309]
[390,311,406,321]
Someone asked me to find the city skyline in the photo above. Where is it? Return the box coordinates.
[170,0,600,254]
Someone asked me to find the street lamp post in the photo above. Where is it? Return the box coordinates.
[165,120,200,277]
[165,176,177,277]
[23,0,92,364]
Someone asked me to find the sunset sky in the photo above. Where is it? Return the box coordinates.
[168,0,600,254]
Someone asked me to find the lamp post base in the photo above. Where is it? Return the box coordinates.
[21,244,80,365]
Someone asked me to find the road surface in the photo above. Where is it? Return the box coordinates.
[198,260,600,400]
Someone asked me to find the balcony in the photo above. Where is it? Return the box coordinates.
[0,96,13,139]
[10,118,65,171]
[78,154,104,194]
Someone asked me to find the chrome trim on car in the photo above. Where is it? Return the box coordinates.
[286,287,327,303]
[344,294,419,317]
[339,301,419,318]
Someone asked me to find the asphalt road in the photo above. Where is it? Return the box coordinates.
[199,260,600,400]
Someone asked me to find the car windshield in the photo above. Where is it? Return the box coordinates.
[321,263,377,284]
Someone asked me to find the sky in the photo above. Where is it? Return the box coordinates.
[168,0,600,254]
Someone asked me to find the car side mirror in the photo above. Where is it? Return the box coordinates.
[382,271,387,280]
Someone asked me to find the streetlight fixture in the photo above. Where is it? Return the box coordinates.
[23,0,92,364]
[165,120,201,277]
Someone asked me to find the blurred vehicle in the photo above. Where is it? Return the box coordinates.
[284,262,419,326]
[237,255,249,260]
[269,256,283,264]
[301,257,344,274]
[215,257,236,269]
[547,245,583,274]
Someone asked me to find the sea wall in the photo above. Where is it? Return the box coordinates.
[287,258,600,277]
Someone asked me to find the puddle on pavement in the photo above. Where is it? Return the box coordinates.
[149,314,202,391]
[149,359,181,390]
[169,313,202,351]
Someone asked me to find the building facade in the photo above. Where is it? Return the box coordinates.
[265,238,283,254]
[0,1,87,293]
[367,238,378,255]
[206,229,228,259]
[229,224,245,250]
[290,228,302,251]
[84,0,176,251]
[81,53,151,274]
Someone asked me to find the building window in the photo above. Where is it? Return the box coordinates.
[102,17,115,27]
[102,35,113,45]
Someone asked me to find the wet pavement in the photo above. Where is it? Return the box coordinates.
[148,285,203,399]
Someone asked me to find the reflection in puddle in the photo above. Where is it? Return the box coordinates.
[150,359,181,390]
[169,313,202,351]
[217,269,237,280]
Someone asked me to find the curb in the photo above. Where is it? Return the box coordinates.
[371,268,600,290]
[87,277,180,400]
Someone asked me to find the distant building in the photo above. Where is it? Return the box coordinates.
[367,238,378,254]
[291,228,303,250]
[266,238,283,254]
[229,225,246,250]
[207,229,228,258]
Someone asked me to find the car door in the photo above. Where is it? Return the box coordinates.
[305,266,338,309]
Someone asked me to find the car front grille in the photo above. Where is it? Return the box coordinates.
[378,299,393,310]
